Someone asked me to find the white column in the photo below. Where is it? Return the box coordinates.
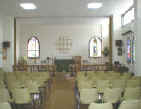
[0,14,4,68]
[2,16,14,72]
[134,0,141,76]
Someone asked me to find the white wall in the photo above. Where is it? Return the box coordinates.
[112,0,136,73]
[112,0,141,75]
[0,13,14,72]
[112,15,123,64]
[113,14,135,72]
[2,16,14,72]
[16,17,109,63]
[16,21,20,63]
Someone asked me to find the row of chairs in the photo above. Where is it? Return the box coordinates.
[0,70,12,109]
[75,71,141,109]
[79,87,141,104]
[76,71,140,90]
[0,71,51,109]
[88,100,141,109]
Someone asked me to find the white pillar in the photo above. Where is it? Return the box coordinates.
[0,14,4,68]
[134,0,141,76]
[2,16,14,72]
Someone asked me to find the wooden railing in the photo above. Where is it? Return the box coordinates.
[13,64,56,72]
[69,64,112,72]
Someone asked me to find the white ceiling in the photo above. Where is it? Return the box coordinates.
[0,0,133,17]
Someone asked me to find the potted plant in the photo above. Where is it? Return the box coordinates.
[103,47,109,57]
[18,56,27,65]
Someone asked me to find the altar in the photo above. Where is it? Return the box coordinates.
[55,59,74,72]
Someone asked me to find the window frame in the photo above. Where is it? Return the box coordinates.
[121,6,135,26]
[27,36,40,59]
[89,37,102,58]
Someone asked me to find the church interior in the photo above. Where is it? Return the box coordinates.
[0,0,141,109]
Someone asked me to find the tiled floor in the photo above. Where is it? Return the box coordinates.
[45,72,76,109]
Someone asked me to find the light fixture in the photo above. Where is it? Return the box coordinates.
[20,3,37,10]
[88,2,103,9]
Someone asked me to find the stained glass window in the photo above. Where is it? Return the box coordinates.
[126,32,135,64]
[89,37,102,57]
[27,37,40,58]
[127,38,131,63]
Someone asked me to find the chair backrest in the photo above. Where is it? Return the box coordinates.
[131,76,141,81]
[80,88,98,104]
[119,100,140,109]
[124,87,141,100]
[78,80,94,89]
[0,81,5,88]
[12,88,31,104]
[88,102,113,109]
[106,75,120,80]
[0,102,11,109]
[120,73,131,80]
[97,72,106,80]
[111,80,126,89]
[24,80,39,93]
[139,100,141,109]
[0,88,10,102]
[7,80,25,91]
[103,88,123,103]
[107,72,121,77]
[126,80,141,88]
[96,80,110,92]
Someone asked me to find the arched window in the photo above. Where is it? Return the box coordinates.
[27,36,40,58]
[89,37,102,57]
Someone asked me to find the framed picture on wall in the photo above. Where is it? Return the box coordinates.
[117,47,122,56]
